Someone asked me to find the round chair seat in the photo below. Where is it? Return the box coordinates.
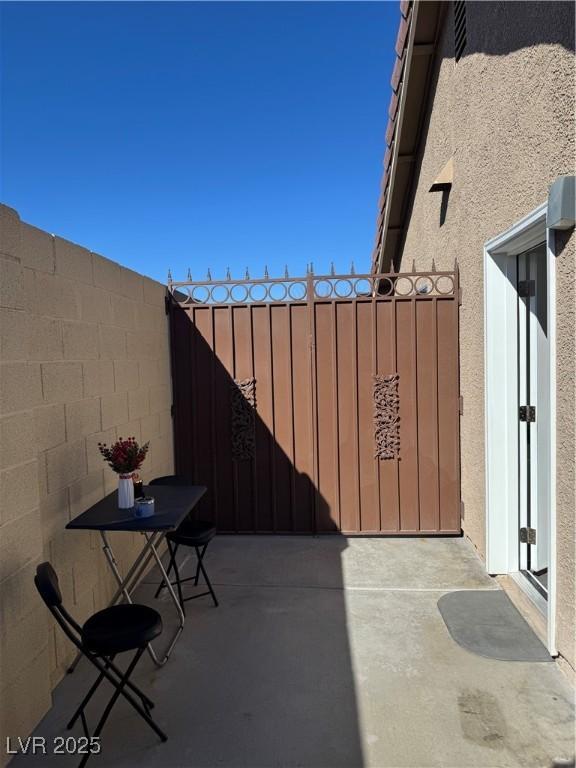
[167,519,216,548]
[82,604,162,655]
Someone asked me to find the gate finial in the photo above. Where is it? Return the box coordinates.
[350,260,356,275]
[226,267,231,281]
[431,259,436,272]
[167,268,173,283]
[309,261,314,275]
[412,259,416,272]
[207,268,212,280]
[187,268,192,281]
[264,265,269,279]
[284,264,289,279]
[390,260,396,275]
[245,267,250,280]
[330,261,335,276]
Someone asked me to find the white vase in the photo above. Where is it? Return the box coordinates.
[118,475,134,509]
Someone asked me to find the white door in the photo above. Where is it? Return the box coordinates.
[517,242,550,595]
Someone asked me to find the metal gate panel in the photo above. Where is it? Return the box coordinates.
[252,304,274,531]
[357,300,379,532]
[291,304,315,532]
[417,299,440,532]
[168,268,461,534]
[396,300,419,531]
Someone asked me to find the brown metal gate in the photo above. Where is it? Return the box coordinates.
[167,267,461,534]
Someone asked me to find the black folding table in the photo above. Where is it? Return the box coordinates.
[67,484,206,667]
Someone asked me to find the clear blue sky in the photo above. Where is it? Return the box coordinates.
[1,1,397,283]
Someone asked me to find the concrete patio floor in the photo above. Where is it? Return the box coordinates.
[15,536,575,768]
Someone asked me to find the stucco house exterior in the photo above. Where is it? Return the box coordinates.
[372,0,575,673]
[1,2,575,762]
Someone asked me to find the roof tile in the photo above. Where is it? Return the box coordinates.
[391,50,406,92]
[395,16,409,57]
[385,118,396,146]
[388,91,399,121]
[383,147,392,171]
[381,169,390,194]
[373,0,416,271]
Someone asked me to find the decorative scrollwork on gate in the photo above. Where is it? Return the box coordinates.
[231,378,256,461]
[373,374,400,459]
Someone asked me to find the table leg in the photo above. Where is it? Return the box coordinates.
[102,530,185,667]
[69,530,185,672]
[68,532,159,674]
[107,535,159,606]
[142,532,186,662]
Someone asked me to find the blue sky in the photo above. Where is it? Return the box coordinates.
[1,1,397,283]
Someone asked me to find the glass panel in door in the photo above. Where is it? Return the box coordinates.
[517,243,549,597]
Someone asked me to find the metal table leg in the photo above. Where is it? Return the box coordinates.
[69,530,185,672]
[101,531,185,667]
[100,530,156,605]
[107,535,160,606]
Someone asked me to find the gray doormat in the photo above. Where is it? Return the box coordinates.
[437,590,552,662]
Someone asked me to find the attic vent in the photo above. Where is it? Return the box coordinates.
[454,1,467,62]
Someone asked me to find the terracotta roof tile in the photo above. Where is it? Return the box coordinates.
[380,168,390,194]
[385,118,396,146]
[373,1,418,271]
[388,91,399,121]
[391,50,406,92]
[395,15,409,57]
[383,147,392,171]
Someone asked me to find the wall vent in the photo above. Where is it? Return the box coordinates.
[454,1,467,62]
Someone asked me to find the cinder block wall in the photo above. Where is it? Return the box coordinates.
[0,203,174,759]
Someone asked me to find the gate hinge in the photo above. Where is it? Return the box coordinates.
[519,405,536,422]
[519,526,536,545]
[518,280,535,298]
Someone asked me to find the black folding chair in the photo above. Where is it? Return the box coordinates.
[34,563,167,767]
[150,475,219,612]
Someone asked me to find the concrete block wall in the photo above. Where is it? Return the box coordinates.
[0,204,174,760]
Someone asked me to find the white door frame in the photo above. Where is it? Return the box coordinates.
[483,202,557,655]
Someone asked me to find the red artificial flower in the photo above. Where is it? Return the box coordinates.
[98,436,150,474]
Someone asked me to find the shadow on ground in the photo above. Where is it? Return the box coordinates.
[12,537,575,768]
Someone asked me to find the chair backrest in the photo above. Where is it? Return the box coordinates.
[35,561,85,652]
[149,475,192,487]
[35,562,63,607]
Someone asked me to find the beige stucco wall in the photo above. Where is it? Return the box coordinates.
[553,227,576,670]
[0,203,174,761]
[396,1,575,668]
